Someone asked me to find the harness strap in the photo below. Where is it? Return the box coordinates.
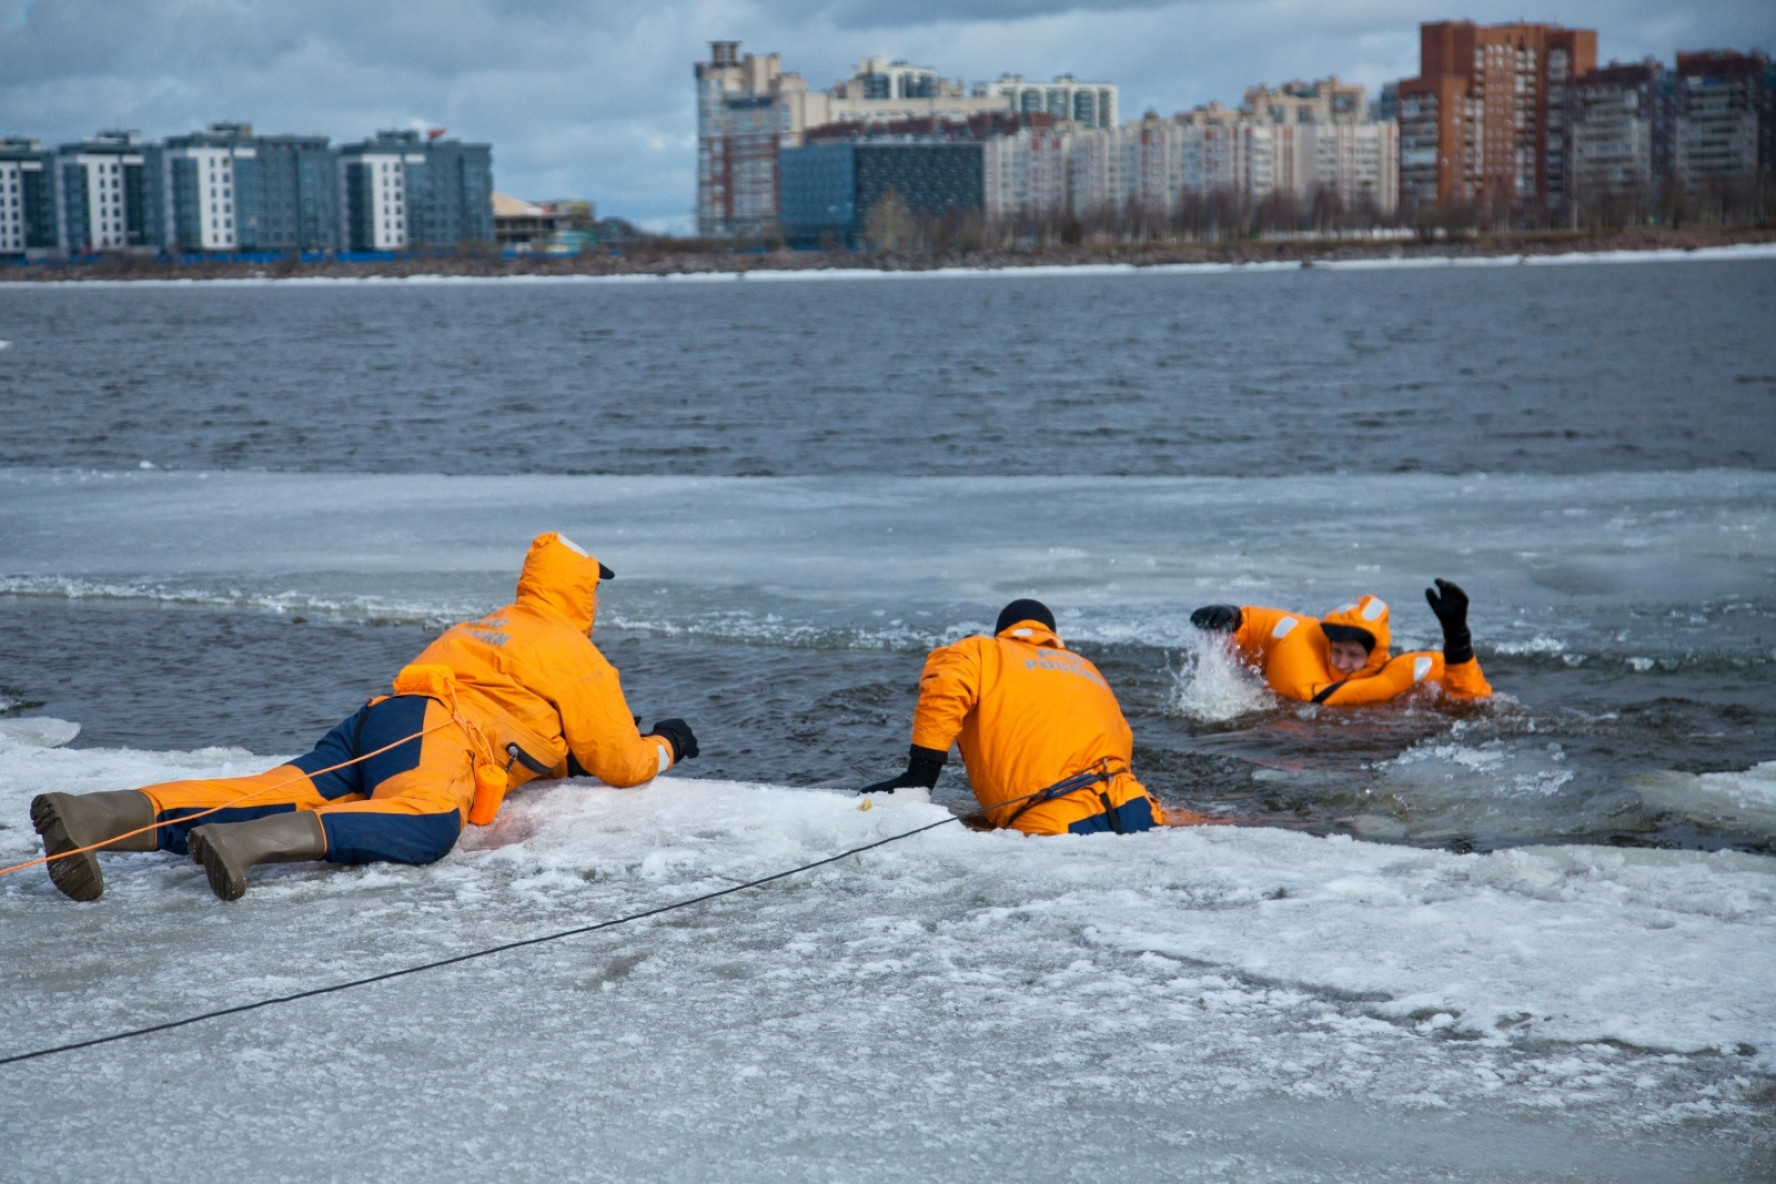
[1000,758,1128,831]
[1311,678,1349,704]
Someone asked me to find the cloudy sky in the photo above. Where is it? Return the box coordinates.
[3,0,1770,232]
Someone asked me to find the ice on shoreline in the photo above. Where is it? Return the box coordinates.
[3,242,1771,290]
[3,735,1770,1178]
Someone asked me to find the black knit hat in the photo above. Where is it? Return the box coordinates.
[1321,622,1375,651]
[996,598,1056,635]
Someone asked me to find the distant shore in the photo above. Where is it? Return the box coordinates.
[5,226,1772,283]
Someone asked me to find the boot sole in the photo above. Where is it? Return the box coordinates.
[30,794,103,902]
[189,827,247,901]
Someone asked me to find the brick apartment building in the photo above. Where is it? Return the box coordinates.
[1398,20,1597,217]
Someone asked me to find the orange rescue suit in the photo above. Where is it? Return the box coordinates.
[136,532,672,865]
[408,531,675,794]
[1231,595,1492,705]
[910,619,1177,835]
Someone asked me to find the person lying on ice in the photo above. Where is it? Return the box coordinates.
[859,599,1206,834]
[1188,580,1492,705]
[31,532,699,902]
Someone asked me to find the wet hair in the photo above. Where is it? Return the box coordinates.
[1321,622,1376,652]
[996,598,1056,635]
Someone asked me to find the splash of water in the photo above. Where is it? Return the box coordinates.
[1168,630,1273,723]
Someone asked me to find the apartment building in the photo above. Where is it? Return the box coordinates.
[0,139,58,257]
[696,42,1117,235]
[55,131,164,252]
[1397,20,1597,215]
[1671,51,1772,187]
[1562,62,1664,203]
[338,130,492,252]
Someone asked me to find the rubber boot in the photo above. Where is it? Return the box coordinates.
[188,810,327,902]
[30,790,158,902]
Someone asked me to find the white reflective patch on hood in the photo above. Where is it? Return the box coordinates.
[1273,616,1298,639]
[556,535,588,557]
[1413,655,1434,681]
[1362,598,1387,622]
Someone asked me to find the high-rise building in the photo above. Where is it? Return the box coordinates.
[1397,20,1597,217]
[338,130,492,251]
[779,136,984,246]
[1671,51,1773,188]
[0,138,58,257]
[983,123,1072,221]
[339,134,416,250]
[696,42,1117,236]
[248,132,340,251]
[163,124,253,251]
[166,124,340,253]
[696,43,802,238]
[55,131,165,252]
[1562,62,1664,208]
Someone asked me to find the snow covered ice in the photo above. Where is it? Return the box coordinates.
[2,723,1770,1181]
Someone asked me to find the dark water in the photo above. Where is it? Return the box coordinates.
[2,261,1774,855]
[3,263,1774,476]
[3,592,1772,854]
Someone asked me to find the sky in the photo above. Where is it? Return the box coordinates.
[3,1,1771,233]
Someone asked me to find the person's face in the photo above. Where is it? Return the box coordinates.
[1327,639,1369,674]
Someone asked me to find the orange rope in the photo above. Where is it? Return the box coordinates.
[0,718,458,880]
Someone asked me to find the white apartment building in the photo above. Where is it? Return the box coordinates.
[339,143,416,250]
[55,132,157,252]
[163,135,250,251]
[0,159,28,254]
[983,125,1072,221]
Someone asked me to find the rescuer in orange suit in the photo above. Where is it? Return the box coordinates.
[31,532,699,902]
[860,599,1206,834]
[1189,580,1492,705]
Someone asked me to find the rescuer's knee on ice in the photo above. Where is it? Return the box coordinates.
[864,597,1178,835]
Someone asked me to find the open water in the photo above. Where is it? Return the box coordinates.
[1,255,1773,1181]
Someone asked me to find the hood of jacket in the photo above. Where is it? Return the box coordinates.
[1321,594,1391,678]
[996,619,1064,648]
[515,532,605,634]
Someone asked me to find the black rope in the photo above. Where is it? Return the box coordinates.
[0,813,961,1068]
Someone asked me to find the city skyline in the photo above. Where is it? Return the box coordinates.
[3,0,1770,232]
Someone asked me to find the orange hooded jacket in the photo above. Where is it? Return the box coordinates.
[407,532,674,795]
[910,619,1170,834]
[1231,595,1492,705]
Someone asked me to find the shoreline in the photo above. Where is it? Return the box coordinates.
[4,226,1772,285]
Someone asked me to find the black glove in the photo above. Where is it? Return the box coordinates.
[859,745,946,794]
[1424,579,1473,665]
[645,718,699,762]
[1191,604,1242,632]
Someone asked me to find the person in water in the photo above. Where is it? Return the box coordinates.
[1189,579,1491,705]
[861,598,1205,834]
[31,533,699,902]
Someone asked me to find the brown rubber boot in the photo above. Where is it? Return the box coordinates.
[188,810,327,901]
[30,790,158,902]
